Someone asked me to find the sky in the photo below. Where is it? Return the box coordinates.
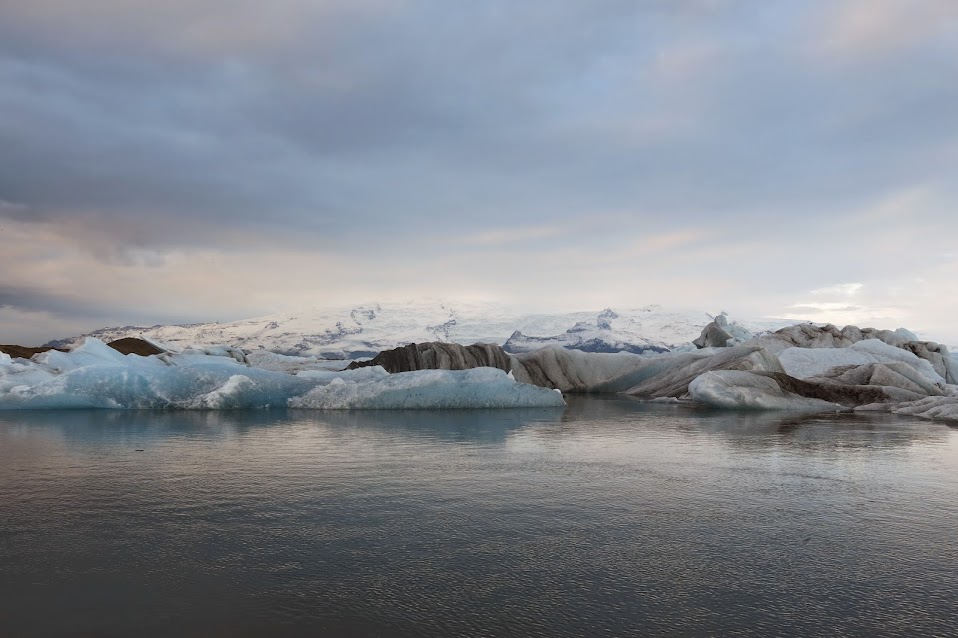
[1,0,957,345]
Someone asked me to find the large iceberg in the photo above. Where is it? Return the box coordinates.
[0,338,565,410]
[290,368,565,410]
[5,318,957,423]
[344,323,958,423]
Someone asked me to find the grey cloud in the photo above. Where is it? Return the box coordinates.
[0,1,956,343]
[0,284,121,321]
[0,283,206,330]
[2,1,955,245]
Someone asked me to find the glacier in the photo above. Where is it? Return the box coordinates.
[48,301,796,360]
[0,338,565,410]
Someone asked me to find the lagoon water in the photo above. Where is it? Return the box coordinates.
[2,397,958,637]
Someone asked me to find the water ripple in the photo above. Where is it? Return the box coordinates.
[1,399,957,636]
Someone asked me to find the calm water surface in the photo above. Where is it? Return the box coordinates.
[2,397,958,637]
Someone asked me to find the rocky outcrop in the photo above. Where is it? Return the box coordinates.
[3,339,164,360]
[347,342,512,374]
[106,338,166,356]
[0,344,66,359]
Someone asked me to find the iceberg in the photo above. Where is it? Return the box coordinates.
[5,318,956,423]
[778,339,946,385]
[290,368,565,410]
[0,338,565,410]
[354,326,958,423]
[892,390,958,422]
[689,371,847,412]
[692,313,754,348]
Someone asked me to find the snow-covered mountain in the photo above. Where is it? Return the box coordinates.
[49,300,797,359]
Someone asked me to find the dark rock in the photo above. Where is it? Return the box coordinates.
[0,344,66,359]
[596,308,619,329]
[106,338,166,357]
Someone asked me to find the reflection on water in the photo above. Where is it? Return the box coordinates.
[2,399,958,637]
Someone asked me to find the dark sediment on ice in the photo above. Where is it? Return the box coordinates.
[347,342,512,374]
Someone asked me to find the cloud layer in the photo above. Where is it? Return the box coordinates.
[1,0,957,344]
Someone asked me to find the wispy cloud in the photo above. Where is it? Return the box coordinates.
[809,283,863,296]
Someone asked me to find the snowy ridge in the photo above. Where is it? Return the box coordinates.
[50,300,796,359]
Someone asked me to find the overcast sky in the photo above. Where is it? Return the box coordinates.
[1,0,957,345]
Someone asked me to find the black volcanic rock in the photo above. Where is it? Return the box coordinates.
[347,342,512,374]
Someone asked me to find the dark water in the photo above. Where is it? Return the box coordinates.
[2,397,958,637]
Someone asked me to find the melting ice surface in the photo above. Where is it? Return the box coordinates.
[0,338,565,410]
